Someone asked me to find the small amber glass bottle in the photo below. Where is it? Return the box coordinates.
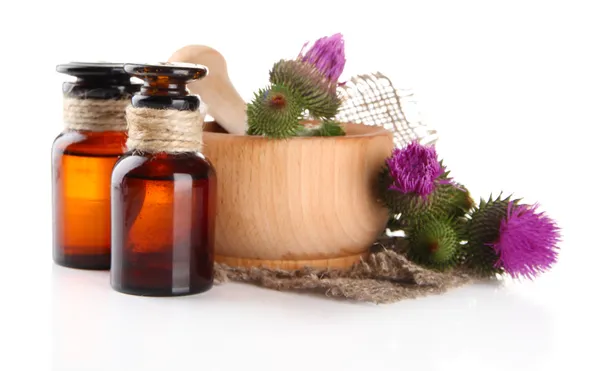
[52,62,140,270]
[110,63,216,296]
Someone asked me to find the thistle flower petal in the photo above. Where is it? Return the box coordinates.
[299,33,346,82]
[490,202,561,279]
[385,141,450,197]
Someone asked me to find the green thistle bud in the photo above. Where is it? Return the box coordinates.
[463,194,518,276]
[407,216,460,270]
[438,164,474,217]
[445,183,475,217]
[246,84,304,138]
[269,59,341,119]
[378,172,471,229]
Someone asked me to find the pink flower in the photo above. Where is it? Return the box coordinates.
[490,202,561,279]
[299,33,346,82]
[386,141,451,197]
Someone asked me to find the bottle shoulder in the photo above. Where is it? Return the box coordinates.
[112,152,215,181]
[52,130,127,156]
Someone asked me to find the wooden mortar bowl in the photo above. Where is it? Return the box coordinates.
[203,122,394,270]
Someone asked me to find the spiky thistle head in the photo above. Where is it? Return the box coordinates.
[463,194,514,276]
[463,195,561,279]
[437,162,474,215]
[406,216,460,270]
[377,142,468,228]
[269,59,341,119]
[246,84,304,138]
[489,202,560,279]
[298,33,346,82]
[377,144,471,238]
[390,183,474,234]
[446,182,475,216]
[386,141,451,197]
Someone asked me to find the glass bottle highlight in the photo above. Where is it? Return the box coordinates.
[52,63,140,269]
[111,63,216,296]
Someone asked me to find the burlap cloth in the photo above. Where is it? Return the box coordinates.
[336,72,438,147]
[212,73,477,304]
[214,237,474,304]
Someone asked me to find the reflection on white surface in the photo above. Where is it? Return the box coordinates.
[51,264,568,371]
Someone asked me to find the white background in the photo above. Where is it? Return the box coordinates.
[1,1,599,370]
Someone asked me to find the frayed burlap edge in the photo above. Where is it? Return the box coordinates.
[213,238,475,304]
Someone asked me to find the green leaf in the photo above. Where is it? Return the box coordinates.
[312,120,346,137]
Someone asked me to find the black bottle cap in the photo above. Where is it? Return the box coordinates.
[124,62,208,84]
[124,62,209,111]
[57,62,141,99]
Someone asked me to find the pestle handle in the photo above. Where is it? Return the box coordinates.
[168,45,247,135]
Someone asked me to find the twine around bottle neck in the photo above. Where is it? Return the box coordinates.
[125,105,206,153]
[63,97,130,132]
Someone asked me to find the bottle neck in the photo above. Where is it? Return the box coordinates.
[131,95,200,111]
[63,77,140,100]
[132,79,200,111]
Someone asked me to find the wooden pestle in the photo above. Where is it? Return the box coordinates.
[168,45,247,135]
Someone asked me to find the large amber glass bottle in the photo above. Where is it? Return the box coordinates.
[52,63,140,269]
[111,63,216,296]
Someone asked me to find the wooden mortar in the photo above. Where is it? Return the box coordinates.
[203,122,394,270]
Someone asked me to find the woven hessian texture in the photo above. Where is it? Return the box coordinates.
[215,72,473,303]
[336,72,438,147]
[214,243,473,304]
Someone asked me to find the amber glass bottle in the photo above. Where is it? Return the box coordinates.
[110,63,216,296]
[52,63,140,269]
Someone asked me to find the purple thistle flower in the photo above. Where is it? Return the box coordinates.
[298,33,346,82]
[386,140,451,197]
[490,202,561,279]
